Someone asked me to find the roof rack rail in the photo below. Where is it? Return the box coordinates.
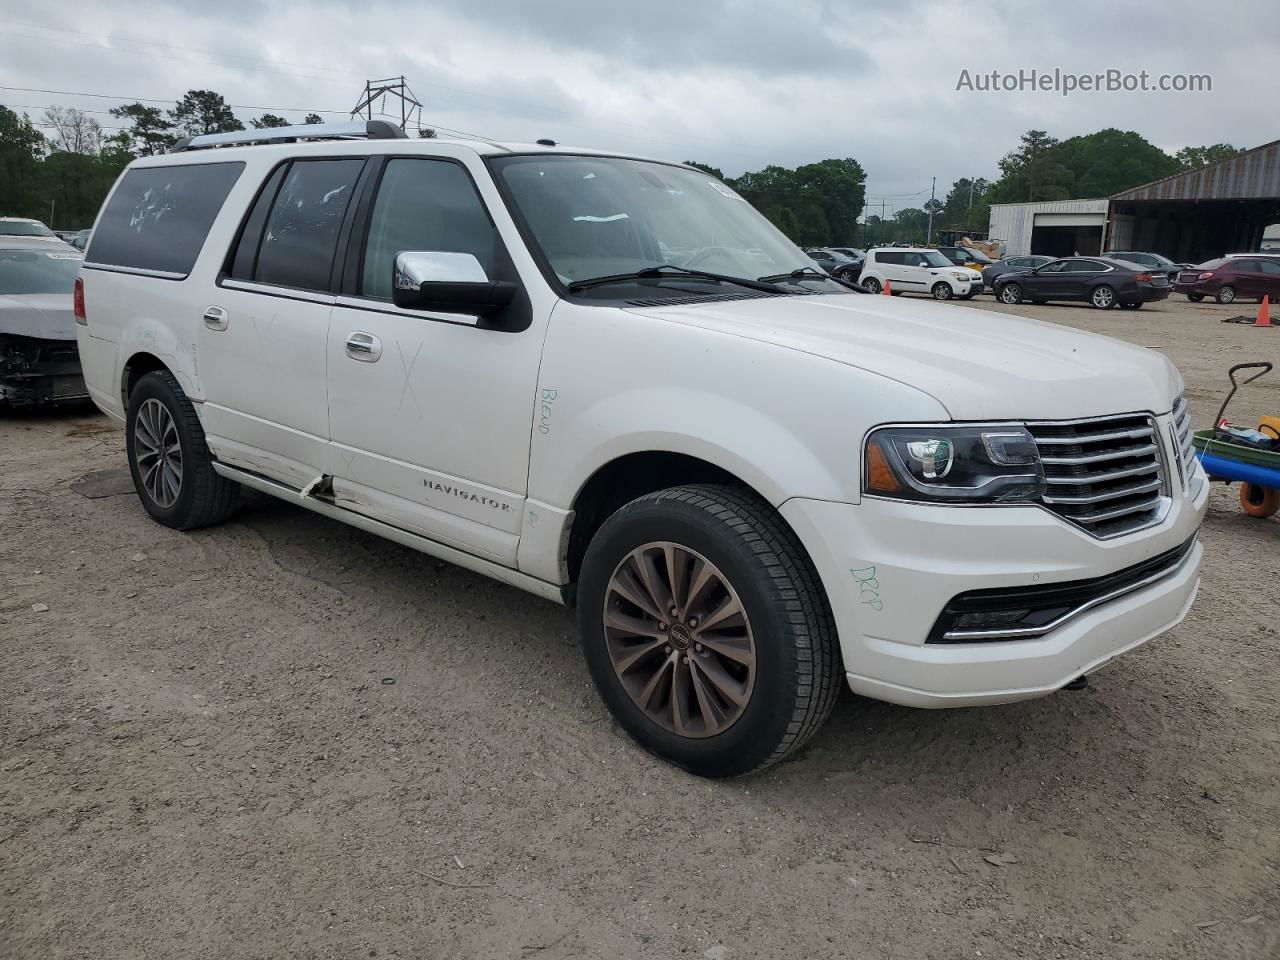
[169,119,407,153]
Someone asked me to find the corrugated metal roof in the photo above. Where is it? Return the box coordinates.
[1110,139,1280,201]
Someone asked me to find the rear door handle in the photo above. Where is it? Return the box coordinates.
[203,305,228,331]
[345,331,382,362]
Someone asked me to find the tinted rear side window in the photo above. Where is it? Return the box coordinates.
[88,162,244,277]
[253,159,364,292]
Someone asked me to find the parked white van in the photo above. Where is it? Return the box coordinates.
[859,247,983,299]
[75,122,1206,776]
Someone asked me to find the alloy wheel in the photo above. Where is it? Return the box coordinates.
[1092,285,1115,308]
[603,541,756,738]
[133,397,183,508]
[1000,284,1021,304]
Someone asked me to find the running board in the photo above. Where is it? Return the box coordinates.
[211,462,567,606]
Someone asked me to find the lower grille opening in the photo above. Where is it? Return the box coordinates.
[927,535,1196,643]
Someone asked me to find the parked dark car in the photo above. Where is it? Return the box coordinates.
[936,245,994,273]
[993,256,1171,309]
[69,229,91,252]
[1106,251,1188,281]
[981,254,1054,290]
[1174,257,1280,304]
[827,246,865,266]
[806,247,862,280]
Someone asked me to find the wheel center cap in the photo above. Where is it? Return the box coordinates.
[669,624,692,649]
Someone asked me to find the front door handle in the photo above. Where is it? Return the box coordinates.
[203,305,229,331]
[345,331,382,362]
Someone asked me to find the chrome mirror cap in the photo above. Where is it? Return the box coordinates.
[394,251,488,290]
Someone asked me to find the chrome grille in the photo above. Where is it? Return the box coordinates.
[1171,395,1198,493]
[1029,413,1166,538]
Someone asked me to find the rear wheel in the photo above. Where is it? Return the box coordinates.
[1187,293,1205,302]
[999,282,1023,304]
[861,276,881,294]
[577,485,841,778]
[1239,483,1279,519]
[126,370,238,530]
[1090,284,1116,309]
[1120,301,1143,310]
[931,282,953,300]
[1216,285,1237,305]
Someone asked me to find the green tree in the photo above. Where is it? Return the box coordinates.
[417,127,438,139]
[108,103,175,156]
[731,157,865,245]
[1174,143,1244,170]
[251,113,291,129]
[303,113,324,124]
[938,176,990,235]
[170,90,243,137]
[988,128,1180,203]
[0,107,47,218]
[683,160,725,180]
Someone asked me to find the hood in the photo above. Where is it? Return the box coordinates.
[0,293,77,341]
[627,293,1181,421]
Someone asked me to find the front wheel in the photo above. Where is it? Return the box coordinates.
[126,370,239,530]
[577,485,841,778]
[861,276,882,294]
[1216,285,1237,305]
[1187,293,1205,303]
[999,282,1023,304]
[931,282,953,301]
[1240,483,1279,519]
[1090,284,1116,309]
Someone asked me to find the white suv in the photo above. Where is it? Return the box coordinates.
[74,122,1206,777]
[860,247,982,299]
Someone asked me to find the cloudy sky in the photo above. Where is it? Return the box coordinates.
[2,0,1276,213]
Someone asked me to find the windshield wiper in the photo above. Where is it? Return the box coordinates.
[757,266,868,293]
[568,264,785,295]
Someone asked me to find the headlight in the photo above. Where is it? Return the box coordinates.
[864,425,1045,503]
[951,271,969,281]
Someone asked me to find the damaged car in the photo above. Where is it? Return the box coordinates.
[0,240,88,408]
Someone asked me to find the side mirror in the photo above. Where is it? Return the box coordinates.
[392,251,518,315]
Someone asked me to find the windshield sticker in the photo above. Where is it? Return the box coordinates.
[573,213,629,223]
[705,179,747,201]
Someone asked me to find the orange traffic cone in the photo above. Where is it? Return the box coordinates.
[882,279,892,296]
[1257,295,1271,327]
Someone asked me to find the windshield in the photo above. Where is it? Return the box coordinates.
[0,249,82,294]
[916,251,953,268]
[0,221,55,238]
[491,155,834,295]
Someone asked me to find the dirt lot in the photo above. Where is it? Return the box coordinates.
[2,294,1278,960]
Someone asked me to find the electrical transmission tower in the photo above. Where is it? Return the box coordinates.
[350,76,423,133]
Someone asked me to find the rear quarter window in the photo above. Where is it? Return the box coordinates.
[88,162,245,278]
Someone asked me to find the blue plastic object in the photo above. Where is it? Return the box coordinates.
[1197,450,1280,489]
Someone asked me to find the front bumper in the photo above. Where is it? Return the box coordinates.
[0,335,87,406]
[780,445,1207,709]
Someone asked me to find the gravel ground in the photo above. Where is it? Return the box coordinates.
[2,294,1278,959]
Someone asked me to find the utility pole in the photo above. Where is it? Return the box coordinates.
[926,176,936,246]
[880,199,887,245]
[49,198,55,228]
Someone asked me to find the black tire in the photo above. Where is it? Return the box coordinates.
[931,282,953,301]
[125,369,238,530]
[1216,285,1236,305]
[1187,293,1204,303]
[577,484,841,778]
[1090,284,1116,309]
[861,277,882,294]
[998,282,1023,304]
[1120,301,1143,310]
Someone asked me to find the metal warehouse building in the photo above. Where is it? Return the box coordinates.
[990,138,1280,262]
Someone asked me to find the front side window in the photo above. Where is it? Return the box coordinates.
[490,155,841,297]
[1258,259,1280,275]
[253,159,364,292]
[0,249,82,294]
[89,162,244,277]
[361,159,500,300]
[1040,260,1069,273]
